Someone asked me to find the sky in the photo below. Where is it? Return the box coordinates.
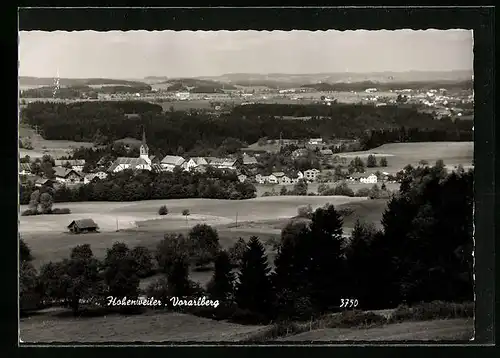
[19,30,473,79]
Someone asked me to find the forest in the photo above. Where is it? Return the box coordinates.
[21,101,472,154]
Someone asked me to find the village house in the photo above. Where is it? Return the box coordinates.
[291,148,309,159]
[255,174,268,184]
[67,219,99,234]
[207,157,240,171]
[242,154,258,166]
[237,174,248,183]
[268,172,285,184]
[308,138,323,145]
[34,178,54,188]
[278,175,292,185]
[108,130,153,173]
[53,167,83,185]
[19,163,32,176]
[304,168,321,182]
[160,155,186,172]
[182,157,208,171]
[54,159,86,172]
[192,164,208,174]
[319,149,333,156]
[360,174,378,184]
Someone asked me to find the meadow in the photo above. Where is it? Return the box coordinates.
[336,141,473,175]
[19,124,95,159]
[20,311,269,342]
[19,196,369,270]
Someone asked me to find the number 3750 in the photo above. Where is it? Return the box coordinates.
[340,298,359,308]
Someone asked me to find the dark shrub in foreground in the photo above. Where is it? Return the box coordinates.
[158,205,168,216]
[50,208,72,214]
[21,209,37,216]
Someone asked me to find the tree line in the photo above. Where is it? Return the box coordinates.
[19,168,257,204]
[21,102,471,155]
[21,163,473,323]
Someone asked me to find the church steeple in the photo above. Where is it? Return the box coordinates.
[140,127,149,159]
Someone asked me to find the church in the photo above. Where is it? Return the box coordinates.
[107,129,157,173]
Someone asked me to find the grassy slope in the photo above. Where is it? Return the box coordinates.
[20,311,268,343]
[277,318,473,341]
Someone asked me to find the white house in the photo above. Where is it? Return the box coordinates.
[360,174,378,184]
[161,155,186,172]
[308,138,323,145]
[304,168,320,182]
[255,174,268,184]
[267,174,279,184]
[278,175,292,185]
[54,159,86,172]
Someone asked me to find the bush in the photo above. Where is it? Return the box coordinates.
[297,204,313,218]
[244,321,302,342]
[50,208,72,214]
[326,310,388,328]
[389,301,474,323]
[21,209,38,216]
[182,209,190,216]
[158,205,169,216]
[355,187,371,197]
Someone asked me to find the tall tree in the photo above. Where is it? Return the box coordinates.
[206,250,235,301]
[235,236,274,317]
[307,204,345,312]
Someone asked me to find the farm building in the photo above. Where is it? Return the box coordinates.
[242,154,258,166]
[34,178,54,188]
[161,155,186,171]
[319,149,334,156]
[360,174,378,184]
[67,219,99,234]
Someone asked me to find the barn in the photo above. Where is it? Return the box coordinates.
[67,219,99,234]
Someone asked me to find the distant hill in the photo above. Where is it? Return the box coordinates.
[19,77,148,87]
[302,79,473,92]
[158,78,238,92]
[195,70,473,88]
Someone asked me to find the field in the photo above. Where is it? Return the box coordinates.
[20,196,369,270]
[277,318,473,342]
[19,124,95,159]
[337,141,474,175]
[255,182,401,197]
[20,311,269,342]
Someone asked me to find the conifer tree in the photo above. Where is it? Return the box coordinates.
[207,250,235,301]
[235,236,274,316]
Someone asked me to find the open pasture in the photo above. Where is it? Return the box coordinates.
[20,311,268,343]
[337,141,473,174]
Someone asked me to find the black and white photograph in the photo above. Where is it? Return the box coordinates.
[19,26,475,343]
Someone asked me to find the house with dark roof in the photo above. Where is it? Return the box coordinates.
[35,178,54,188]
[67,219,99,234]
[161,155,186,171]
[53,167,83,185]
